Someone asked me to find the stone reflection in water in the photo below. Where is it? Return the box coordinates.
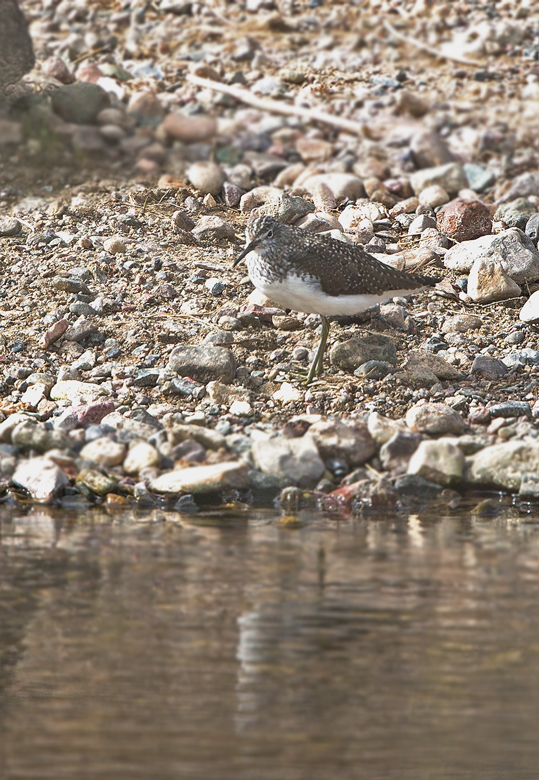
[1,507,539,779]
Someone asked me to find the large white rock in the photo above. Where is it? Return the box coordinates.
[150,461,249,494]
[13,456,69,503]
[443,228,539,282]
[465,440,539,491]
[50,380,110,403]
[467,258,521,303]
[80,437,126,467]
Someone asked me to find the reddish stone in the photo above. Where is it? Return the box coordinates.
[74,400,115,427]
[40,318,69,348]
[437,198,492,242]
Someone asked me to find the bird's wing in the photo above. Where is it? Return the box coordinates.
[291,234,436,297]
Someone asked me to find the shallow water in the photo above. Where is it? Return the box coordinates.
[1,501,539,780]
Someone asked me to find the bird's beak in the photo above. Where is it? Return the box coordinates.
[233,238,258,267]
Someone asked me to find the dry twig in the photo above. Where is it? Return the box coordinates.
[383,20,482,67]
[186,74,366,135]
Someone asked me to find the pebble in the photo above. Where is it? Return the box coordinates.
[436,199,492,242]
[192,216,235,241]
[0,217,21,237]
[76,469,118,497]
[80,437,127,467]
[50,83,110,124]
[444,228,539,282]
[162,113,217,143]
[273,382,303,404]
[380,431,422,473]
[12,456,69,504]
[442,314,483,333]
[410,130,454,169]
[40,318,69,348]
[467,259,521,303]
[410,163,468,196]
[309,420,376,468]
[463,163,495,193]
[300,173,365,202]
[471,355,508,380]
[186,162,225,195]
[50,380,109,403]
[408,214,436,235]
[103,237,128,254]
[367,412,407,445]
[418,185,449,208]
[123,441,161,475]
[406,402,465,436]
[407,438,465,486]
[150,461,249,495]
[354,360,392,380]
[251,434,325,488]
[169,345,236,384]
[404,350,462,381]
[489,401,531,419]
[526,213,539,242]
[331,334,397,372]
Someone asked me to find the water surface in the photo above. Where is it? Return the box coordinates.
[1,501,539,779]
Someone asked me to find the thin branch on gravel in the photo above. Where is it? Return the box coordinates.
[383,20,482,67]
[186,74,366,136]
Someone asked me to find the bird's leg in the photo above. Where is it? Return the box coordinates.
[304,316,330,384]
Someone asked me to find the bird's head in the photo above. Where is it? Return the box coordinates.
[233,216,281,267]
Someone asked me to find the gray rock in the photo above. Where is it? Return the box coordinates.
[331,334,397,372]
[408,214,437,235]
[12,456,69,503]
[519,473,539,499]
[502,348,539,367]
[465,440,539,491]
[354,360,392,380]
[251,434,325,488]
[410,163,468,196]
[150,461,249,495]
[192,216,236,241]
[494,198,536,230]
[308,420,376,468]
[0,217,21,237]
[444,228,539,282]
[471,355,508,380]
[63,316,98,342]
[497,172,539,204]
[489,401,531,419]
[50,83,111,124]
[442,314,483,333]
[463,163,495,193]
[406,402,465,435]
[525,213,539,242]
[256,192,315,224]
[407,438,465,486]
[405,350,462,380]
[380,431,422,473]
[400,362,439,389]
[169,345,236,384]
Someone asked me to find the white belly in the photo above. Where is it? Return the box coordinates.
[247,264,425,316]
